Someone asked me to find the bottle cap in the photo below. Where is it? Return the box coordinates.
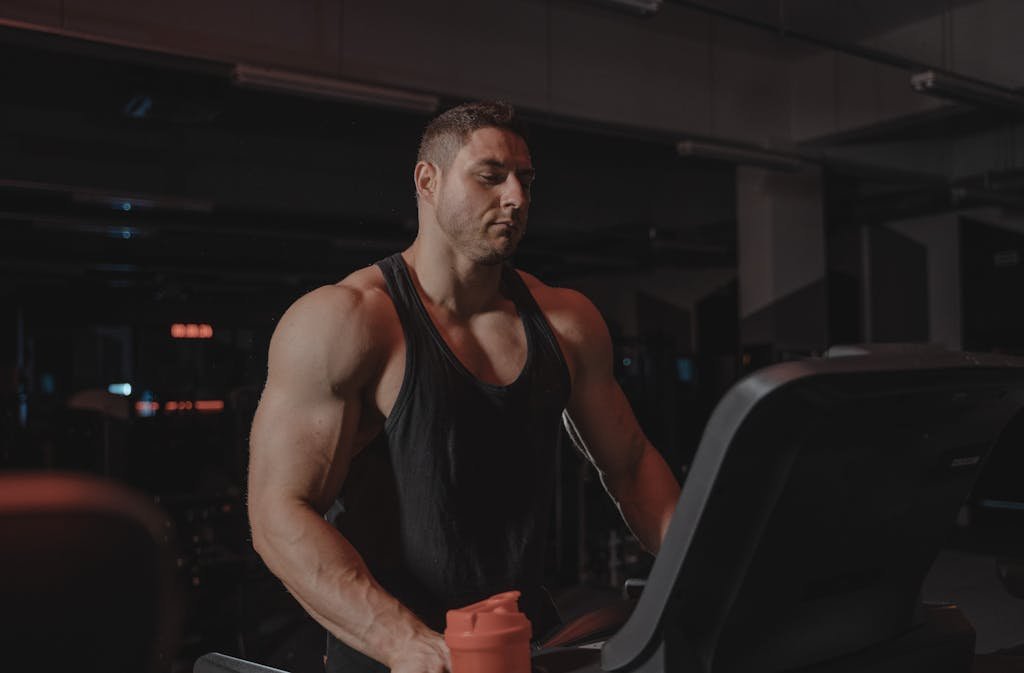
[445,591,532,673]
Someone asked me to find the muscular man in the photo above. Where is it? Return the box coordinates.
[248,102,681,673]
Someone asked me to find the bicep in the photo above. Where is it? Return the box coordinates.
[248,287,374,523]
[249,380,359,517]
[566,370,646,479]
[561,298,647,479]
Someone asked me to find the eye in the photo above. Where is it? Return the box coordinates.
[479,173,504,184]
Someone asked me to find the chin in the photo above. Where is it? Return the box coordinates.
[496,240,522,262]
[473,250,511,266]
[469,246,514,266]
[470,238,520,265]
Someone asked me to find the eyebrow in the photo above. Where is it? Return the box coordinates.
[472,158,536,179]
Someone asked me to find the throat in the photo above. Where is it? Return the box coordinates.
[403,246,507,318]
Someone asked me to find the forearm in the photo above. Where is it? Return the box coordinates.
[251,500,432,666]
[604,446,680,554]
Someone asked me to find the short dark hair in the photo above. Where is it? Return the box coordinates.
[417,101,529,169]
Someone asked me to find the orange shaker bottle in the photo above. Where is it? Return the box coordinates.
[445,591,533,673]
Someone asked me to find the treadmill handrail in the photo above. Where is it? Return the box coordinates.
[600,351,1024,672]
[601,361,802,671]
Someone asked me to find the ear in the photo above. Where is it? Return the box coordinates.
[414,161,440,204]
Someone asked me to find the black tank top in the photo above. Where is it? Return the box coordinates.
[325,254,571,672]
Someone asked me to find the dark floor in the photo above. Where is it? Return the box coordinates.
[923,549,1024,654]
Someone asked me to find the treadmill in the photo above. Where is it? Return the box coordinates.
[198,349,1024,673]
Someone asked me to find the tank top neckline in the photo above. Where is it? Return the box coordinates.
[391,253,535,392]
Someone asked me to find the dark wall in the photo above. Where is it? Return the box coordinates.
[869,225,929,343]
[962,218,1024,352]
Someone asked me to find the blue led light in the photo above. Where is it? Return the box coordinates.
[622,357,633,367]
[107,383,132,396]
[676,357,694,383]
[121,202,132,212]
[979,499,1024,511]
[123,95,153,119]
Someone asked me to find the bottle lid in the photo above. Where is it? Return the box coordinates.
[445,591,532,651]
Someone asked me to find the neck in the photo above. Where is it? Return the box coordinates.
[403,234,506,318]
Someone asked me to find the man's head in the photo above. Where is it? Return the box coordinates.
[417,101,529,170]
[414,101,534,265]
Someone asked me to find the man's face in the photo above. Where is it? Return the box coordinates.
[433,126,535,265]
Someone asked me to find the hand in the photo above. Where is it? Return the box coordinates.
[387,628,451,673]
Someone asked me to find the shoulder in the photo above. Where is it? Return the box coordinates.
[514,269,611,369]
[516,270,606,333]
[278,265,393,340]
[268,264,399,387]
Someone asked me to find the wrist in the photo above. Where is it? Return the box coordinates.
[380,617,438,667]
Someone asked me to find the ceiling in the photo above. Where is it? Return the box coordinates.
[685,0,981,43]
[0,0,1001,308]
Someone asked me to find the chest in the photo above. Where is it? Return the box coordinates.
[428,305,528,386]
[361,301,529,432]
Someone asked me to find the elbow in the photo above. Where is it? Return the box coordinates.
[248,494,287,562]
[247,496,319,564]
[250,519,268,555]
[249,509,296,581]
[249,507,272,560]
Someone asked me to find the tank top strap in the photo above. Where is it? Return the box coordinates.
[500,264,539,313]
[375,253,417,321]
[501,265,571,380]
[375,253,439,356]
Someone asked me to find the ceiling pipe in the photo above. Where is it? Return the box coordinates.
[910,70,1024,113]
[233,64,440,114]
[667,0,1011,97]
[587,0,663,16]
[677,139,805,171]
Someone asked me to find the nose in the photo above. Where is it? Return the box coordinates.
[500,174,528,211]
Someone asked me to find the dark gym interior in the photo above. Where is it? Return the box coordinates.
[4,1,1024,672]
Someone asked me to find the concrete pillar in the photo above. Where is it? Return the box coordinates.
[882,215,961,349]
[736,166,828,354]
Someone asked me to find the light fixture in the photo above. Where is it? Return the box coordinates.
[163,399,225,413]
[910,70,1024,113]
[71,188,213,214]
[171,323,214,339]
[107,383,132,397]
[233,64,440,113]
[676,140,805,171]
[589,0,662,16]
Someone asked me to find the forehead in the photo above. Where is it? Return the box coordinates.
[454,127,532,168]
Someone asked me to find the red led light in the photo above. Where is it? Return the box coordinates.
[162,399,225,413]
[171,323,214,339]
